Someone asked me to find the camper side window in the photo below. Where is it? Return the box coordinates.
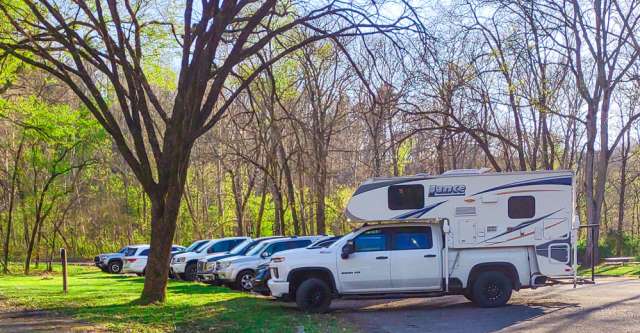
[388,184,424,210]
[508,196,535,219]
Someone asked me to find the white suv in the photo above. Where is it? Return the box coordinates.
[122,244,185,275]
[216,236,326,291]
[170,237,248,281]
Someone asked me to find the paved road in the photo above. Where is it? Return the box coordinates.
[334,277,640,333]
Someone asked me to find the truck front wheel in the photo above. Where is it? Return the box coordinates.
[295,278,332,313]
[108,260,122,274]
[471,271,512,307]
[183,263,197,282]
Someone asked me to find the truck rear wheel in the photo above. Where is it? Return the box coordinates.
[471,271,512,307]
[295,278,332,313]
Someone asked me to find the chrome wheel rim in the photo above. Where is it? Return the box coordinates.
[241,274,254,290]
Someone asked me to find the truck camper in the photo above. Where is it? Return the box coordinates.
[268,169,578,312]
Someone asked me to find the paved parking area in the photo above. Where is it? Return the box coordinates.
[334,277,640,333]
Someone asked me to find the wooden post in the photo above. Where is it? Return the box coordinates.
[60,248,67,293]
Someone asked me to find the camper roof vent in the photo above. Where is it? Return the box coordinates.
[442,168,491,176]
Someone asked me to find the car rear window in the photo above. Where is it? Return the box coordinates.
[140,249,150,256]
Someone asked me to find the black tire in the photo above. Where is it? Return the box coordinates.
[107,260,122,274]
[235,270,255,292]
[183,263,197,282]
[471,271,513,307]
[295,278,332,313]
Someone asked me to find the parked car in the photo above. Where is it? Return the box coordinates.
[197,236,283,285]
[252,236,340,295]
[215,236,326,292]
[170,237,249,281]
[122,244,185,276]
[94,247,128,274]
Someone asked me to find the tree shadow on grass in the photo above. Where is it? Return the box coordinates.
[166,283,235,295]
[45,296,337,333]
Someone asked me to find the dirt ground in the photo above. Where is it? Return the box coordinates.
[333,277,640,333]
[0,307,102,332]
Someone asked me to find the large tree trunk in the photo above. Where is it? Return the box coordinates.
[139,138,190,304]
[140,192,181,304]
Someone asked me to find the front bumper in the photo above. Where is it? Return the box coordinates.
[267,280,289,298]
[197,273,221,283]
[170,262,187,274]
[216,269,234,282]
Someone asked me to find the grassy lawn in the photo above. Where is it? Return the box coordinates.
[0,264,350,332]
[578,264,640,277]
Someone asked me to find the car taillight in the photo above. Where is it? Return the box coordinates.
[126,258,137,263]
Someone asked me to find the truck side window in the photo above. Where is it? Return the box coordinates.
[354,229,387,252]
[388,184,424,210]
[392,227,432,250]
[508,196,535,219]
[262,242,289,257]
[139,249,150,256]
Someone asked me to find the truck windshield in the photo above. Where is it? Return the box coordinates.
[308,236,341,249]
[229,240,254,255]
[185,240,208,253]
[117,247,127,253]
[246,241,270,256]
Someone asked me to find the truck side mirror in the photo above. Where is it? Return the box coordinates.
[260,252,269,259]
[341,240,355,259]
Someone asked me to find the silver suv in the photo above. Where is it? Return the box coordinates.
[94,247,131,274]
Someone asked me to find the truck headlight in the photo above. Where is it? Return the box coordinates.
[271,256,285,263]
[175,257,186,263]
[205,262,216,272]
[218,261,232,270]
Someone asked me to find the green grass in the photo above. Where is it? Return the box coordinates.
[0,264,350,332]
[578,263,640,277]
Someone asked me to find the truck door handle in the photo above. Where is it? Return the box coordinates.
[376,256,388,260]
[424,254,436,258]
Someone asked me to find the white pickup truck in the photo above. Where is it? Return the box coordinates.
[268,220,570,313]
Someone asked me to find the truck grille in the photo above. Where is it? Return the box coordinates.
[94,256,100,263]
[197,261,205,273]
